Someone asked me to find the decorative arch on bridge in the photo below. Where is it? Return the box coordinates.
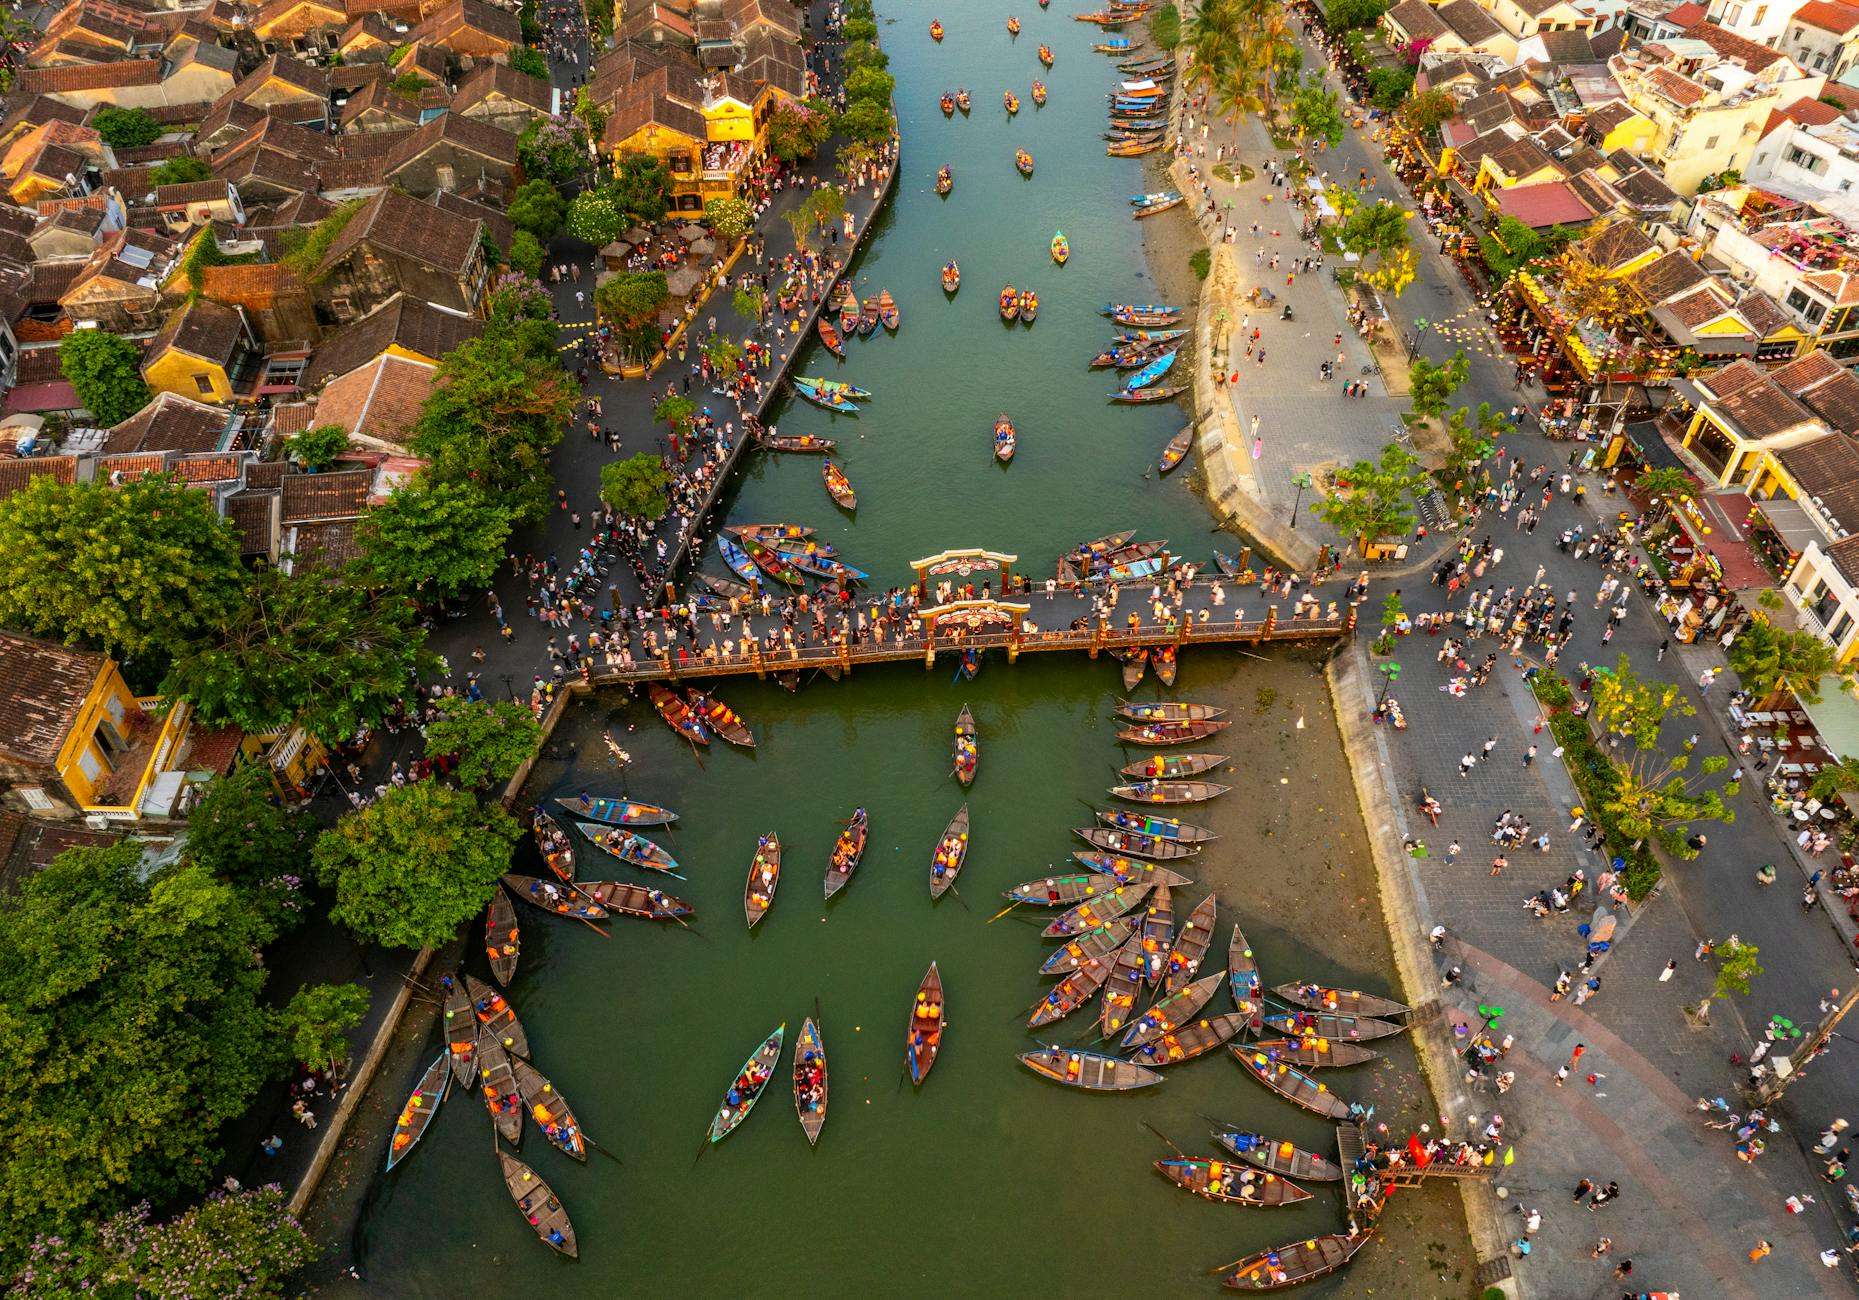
[911,548,1018,598]
[918,598,1032,636]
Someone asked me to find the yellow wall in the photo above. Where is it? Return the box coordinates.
[1600,115,1657,157]
[1475,156,1561,192]
[51,661,134,808]
[144,347,232,403]
[702,97,757,143]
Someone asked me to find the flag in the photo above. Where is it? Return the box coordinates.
[1407,1133,1430,1167]
[1502,1145,1515,1166]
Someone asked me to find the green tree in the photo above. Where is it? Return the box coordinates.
[1322,0,1388,28]
[357,475,512,602]
[507,178,566,240]
[411,332,576,523]
[1729,613,1845,705]
[1398,87,1457,134]
[1338,198,1415,296]
[162,565,435,742]
[1367,65,1415,111]
[704,195,753,242]
[1604,750,1736,859]
[842,15,877,40]
[1695,938,1762,1022]
[0,844,282,1257]
[1479,215,1570,281]
[565,186,626,246]
[92,105,164,148]
[0,472,243,657]
[1590,652,1695,748]
[572,84,609,139]
[23,1185,315,1298]
[733,282,766,321]
[838,98,895,146]
[1290,75,1344,147]
[596,269,670,330]
[1441,402,1506,488]
[313,781,519,949]
[508,228,545,276]
[515,119,585,186]
[59,329,151,425]
[701,333,742,371]
[612,155,670,225]
[1634,465,1692,508]
[150,154,211,185]
[1811,755,1859,801]
[767,98,834,164]
[806,183,847,231]
[842,38,888,71]
[1405,349,1470,423]
[1150,3,1181,48]
[600,451,672,519]
[654,393,695,432]
[285,422,350,470]
[425,696,541,788]
[279,982,370,1075]
[184,764,315,933]
[844,65,895,106]
[1314,441,1429,543]
[508,45,547,78]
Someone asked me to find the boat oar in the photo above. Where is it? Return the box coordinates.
[944,882,971,913]
[987,899,1023,924]
[1142,1121,1187,1159]
[582,1133,623,1166]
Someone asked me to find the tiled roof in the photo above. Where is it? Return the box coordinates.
[0,630,101,766]
[223,488,279,556]
[1717,382,1814,439]
[301,292,482,389]
[169,452,245,484]
[286,518,362,569]
[1533,29,1595,63]
[103,390,230,454]
[1683,18,1787,71]
[1823,533,1859,586]
[1384,0,1446,41]
[1438,0,1504,43]
[1736,288,1794,337]
[1699,357,1767,398]
[242,459,289,489]
[412,0,520,46]
[1642,66,1707,109]
[317,187,483,279]
[1780,434,1859,534]
[1492,180,1595,229]
[1792,0,1859,33]
[1584,100,1639,136]
[1763,96,1844,139]
[233,53,329,102]
[1662,284,1736,328]
[1610,165,1679,213]
[0,455,75,501]
[197,262,302,311]
[280,467,370,523]
[310,352,435,445]
[453,62,552,117]
[147,297,245,365]
[1628,249,1711,305]
[16,60,161,95]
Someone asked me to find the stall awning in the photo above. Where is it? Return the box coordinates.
[1751,497,1825,558]
[1799,676,1859,763]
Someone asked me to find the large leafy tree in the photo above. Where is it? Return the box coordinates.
[59,329,152,426]
[162,565,435,742]
[703,196,753,242]
[411,333,576,524]
[838,99,895,147]
[1398,87,1458,134]
[596,270,670,330]
[1590,652,1695,748]
[767,99,834,164]
[1290,75,1344,147]
[150,155,211,185]
[600,452,672,519]
[424,697,541,788]
[506,178,566,240]
[612,156,670,225]
[279,982,370,1075]
[1479,215,1571,282]
[0,844,282,1259]
[1405,349,1470,423]
[844,65,895,106]
[313,781,519,949]
[0,472,244,658]
[1337,197,1416,295]
[564,186,625,246]
[91,105,164,149]
[357,475,513,601]
[1730,613,1844,705]
[1314,442,1429,544]
[185,764,315,892]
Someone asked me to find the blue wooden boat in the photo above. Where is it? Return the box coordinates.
[1123,349,1178,390]
[1101,302,1179,317]
[807,376,873,400]
[1129,191,1181,206]
[709,1024,786,1143]
[718,535,760,583]
[793,377,860,413]
[783,550,870,584]
[577,822,683,876]
[386,1051,449,1171]
[556,795,677,827]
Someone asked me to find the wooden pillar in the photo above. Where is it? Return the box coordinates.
[1007,622,1021,662]
[925,641,937,669]
[1258,605,1276,645]
[1238,546,1253,574]
[751,639,765,679]
[838,638,852,674]
[1089,619,1103,659]
[1179,615,1190,644]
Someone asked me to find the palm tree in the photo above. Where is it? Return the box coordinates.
[1634,466,1691,512]
[1183,1,1240,100]
[1729,613,1845,707]
[1242,6,1295,121]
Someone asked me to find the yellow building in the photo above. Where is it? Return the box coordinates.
[0,631,198,821]
[142,299,257,404]
[598,62,794,209]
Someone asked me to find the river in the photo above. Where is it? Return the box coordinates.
[333,1,1474,1293]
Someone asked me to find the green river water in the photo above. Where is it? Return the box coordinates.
[342,3,1473,1293]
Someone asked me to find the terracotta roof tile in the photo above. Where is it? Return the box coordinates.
[317,187,482,278]
[103,390,230,454]
[301,292,482,388]
[286,518,360,568]
[0,455,75,501]
[223,488,278,556]
[1779,433,1859,532]
[147,297,245,365]
[279,467,370,522]
[310,352,434,445]
[0,630,102,766]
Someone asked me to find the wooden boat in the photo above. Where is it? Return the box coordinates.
[1021,1046,1161,1090]
[859,296,880,336]
[993,414,1016,462]
[743,833,780,928]
[1107,138,1161,157]
[1041,881,1154,938]
[1156,1158,1311,1207]
[647,683,710,745]
[1006,14,1021,32]
[935,164,953,195]
[1152,644,1177,687]
[1037,42,1054,64]
[1260,1010,1405,1042]
[1077,826,1199,861]
[940,91,955,115]
[467,975,530,1058]
[1006,870,1124,907]
[905,962,945,1084]
[1164,894,1217,991]
[739,534,804,585]
[1123,351,1176,392]
[1120,752,1224,780]
[878,289,899,330]
[1217,1233,1371,1291]
[779,547,869,585]
[1102,303,1182,325]
[1134,195,1185,218]
[1111,779,1231,803]
[1121,648,1147,689]
[719,534,762,584]
[1233,1048,1352,1118]
[486,889,520,984]
[498,1152,575,1257]
[929,18,943,39]
[1110,384,1187,404]
[1094,39,1134,51]
[1098,932,1148,1037]
[1039,917,1136,973]
[1032,79,1048,105]
[513,1057,585,1161]
[1127,1011,1247,1066]
[955,88,971,112]
[443,975,478,1088]
[575,879,692,921]
[1118,718,1231,745]
[1028,951,1116,1027]
[820,459,857,511]
[823,807,868,899]
[556,794,676,827]
[817,316,844,357]
[929,804,970,899]
[1069,853,1193,887]
[1015,148,1034,176]
[1098,810,1213,844]
[736,521,816,544]
[533,808,575,881]
[579,824,680,876]
[953,704,977,785]
[386,1051,449,1171]
[1212,550,1245,579]
[999,283,1018,320]
[709,1024,785,1143]
[1121,970,1222,1048]
[1136,881,1174,985]
[477,1038,522,1143]
[1212,1128,1344,1182]
[1120,700,1227,723]
[1158,427,1192,475]
[1244,1036,1382,1070]
[1004,89,1020,114]
[793,375,860,412]
[1018,289,1038,321]
[688,689,754,748]
[503,873,611,920]
[1229,923,1262,1010]
[1272,983,1410,1019]
[955,648,980,681]
[942,261,961,293]
[794,1015,827,1145]
[838,299,861,337]
[762,433,837,453]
